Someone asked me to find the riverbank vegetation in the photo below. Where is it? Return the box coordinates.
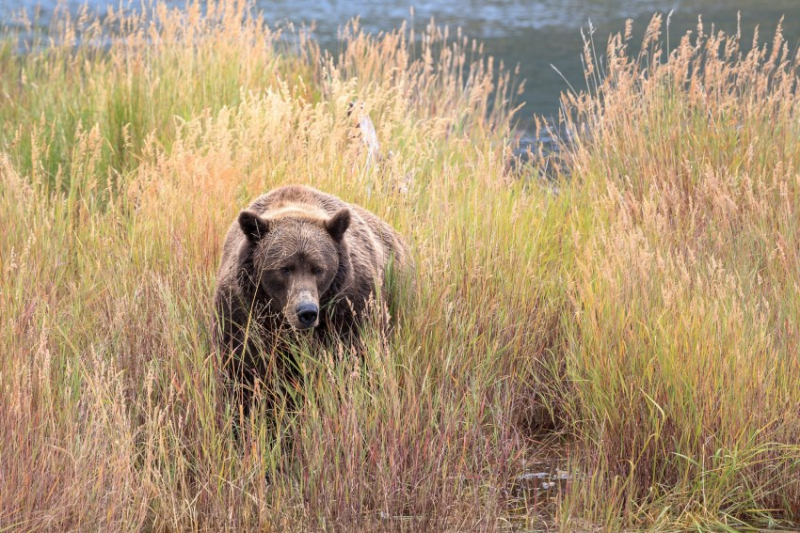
[1,2,799,530]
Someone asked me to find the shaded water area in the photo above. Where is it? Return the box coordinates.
[3,1,800,121]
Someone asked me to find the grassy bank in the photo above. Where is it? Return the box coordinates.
[1,2,799,531]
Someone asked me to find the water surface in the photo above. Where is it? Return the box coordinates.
[2,0,800,119]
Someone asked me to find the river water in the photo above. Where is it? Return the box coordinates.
[2,1,800,119]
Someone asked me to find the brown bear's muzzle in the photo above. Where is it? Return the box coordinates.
[295,302,319,329]
[285,286,320,330]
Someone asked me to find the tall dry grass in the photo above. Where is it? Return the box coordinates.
[557,13,800,530]
[1,1,799,531]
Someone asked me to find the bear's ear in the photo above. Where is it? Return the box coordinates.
[238,210,270,243]
[325,208,351,242]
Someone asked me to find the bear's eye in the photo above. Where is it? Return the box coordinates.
[311,266,323,276]
[279,266,293,275]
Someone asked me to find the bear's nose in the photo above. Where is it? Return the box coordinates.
[296,303,319,328]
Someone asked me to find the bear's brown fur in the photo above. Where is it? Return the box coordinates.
[213,185,411,396]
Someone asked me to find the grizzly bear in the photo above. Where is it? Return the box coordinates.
[213,185,411,401]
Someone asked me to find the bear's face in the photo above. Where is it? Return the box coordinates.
[238,208,350,330]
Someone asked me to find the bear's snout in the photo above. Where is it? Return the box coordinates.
[285,285,321,330]
[295,302,319,329]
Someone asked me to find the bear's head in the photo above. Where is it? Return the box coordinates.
[238,205,350,330]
